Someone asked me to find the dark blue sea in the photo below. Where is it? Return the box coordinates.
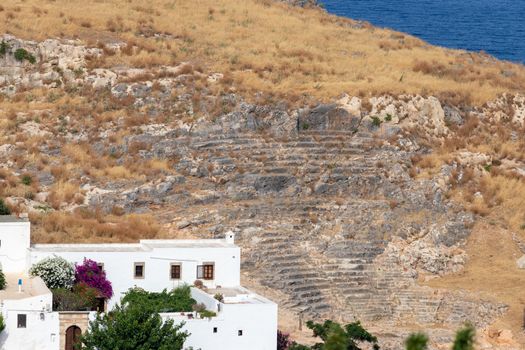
[321,0,525,64]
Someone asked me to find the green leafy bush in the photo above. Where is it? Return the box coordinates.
[452,324,475,350]
[0,41,8,56]
[122,285,196,313]
[52,286,98,311]
[29,256,75,289]
[291,320,380,350]
[198,310,216,319]
[0,268,6,290]
[81,303,189,350]
[371,116,382,127]
[21,174,32,185]
[0,315,5,333]
[0,198,10,215]
[289,344,311,350]
[190,302,217,318]
[14,48,36,64]
[405,332,428,350]
[213,293,224,302]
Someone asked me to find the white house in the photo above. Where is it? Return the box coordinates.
[0,215,278,350]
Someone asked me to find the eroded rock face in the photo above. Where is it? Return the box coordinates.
[0,35,102,93]
[483,93,525,125]
[367,95,449,136]
[94,101,493,341]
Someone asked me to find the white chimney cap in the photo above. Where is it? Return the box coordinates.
[225,231,235,244]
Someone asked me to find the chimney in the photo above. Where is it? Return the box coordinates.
[225,231,235,244]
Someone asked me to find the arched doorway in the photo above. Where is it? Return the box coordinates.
[65,325,81,350]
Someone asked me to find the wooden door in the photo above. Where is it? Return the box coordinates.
[65,325,81,350]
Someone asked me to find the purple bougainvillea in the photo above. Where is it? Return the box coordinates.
[277,330,292,350]
[75,259,113,299]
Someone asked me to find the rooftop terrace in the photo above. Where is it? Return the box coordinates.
[0,274,50,301]
[0,215,28,223]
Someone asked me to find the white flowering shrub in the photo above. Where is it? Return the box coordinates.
[29,256,75,290]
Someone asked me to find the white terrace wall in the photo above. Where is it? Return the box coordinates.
[0,220,30,273]
[29,244,241,308]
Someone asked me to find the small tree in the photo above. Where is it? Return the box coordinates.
[81,303,189,350]
[305,320,380,350]
[0,314,5,332]
[29,256,75,289]
[0,198,10,215]
[0,268,6,290]
[21,174,32,186]
[452,325,475,350]
[325,323,348,350]
[75,259,113,299]
[0,41,9,56]
[405,332,428,350]
[13,48,36,64]
[345,321,379,349]
[52,283,100,311]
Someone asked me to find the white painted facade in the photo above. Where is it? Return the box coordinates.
[0,217,277,350]
[163,287,277,350]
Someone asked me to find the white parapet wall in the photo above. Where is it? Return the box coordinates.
[0,217,30,273]
[0,275,58,350]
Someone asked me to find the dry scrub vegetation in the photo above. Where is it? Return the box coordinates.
[411,118,525,233]
[29,209,162,243]
[1,0,525,245]
[0,88,179,242]
[0,0,524,105]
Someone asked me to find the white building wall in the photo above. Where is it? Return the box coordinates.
[0,222,277,350]
[29,245,241,308]
[0,293,59,350]
[161,287,277,350]
[0,221,30,273]
[162,301,277,350]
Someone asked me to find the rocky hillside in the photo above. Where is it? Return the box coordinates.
[1,1,525,349]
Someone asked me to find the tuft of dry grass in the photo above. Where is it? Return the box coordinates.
[48,181,80,209]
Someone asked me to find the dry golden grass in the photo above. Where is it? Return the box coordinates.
[426,221,525,345]
[48,181,81,209]
[0,0,524,105]
[29,209,163,243]
[412,118,525,233]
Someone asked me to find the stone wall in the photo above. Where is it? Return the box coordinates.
[58,312,90,349]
